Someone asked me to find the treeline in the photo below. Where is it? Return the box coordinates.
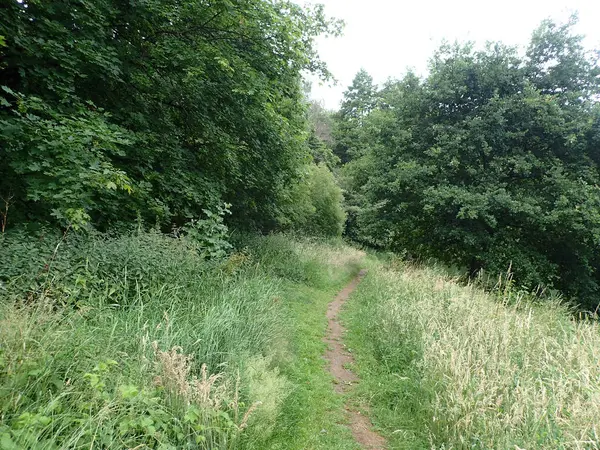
[335,18,600,309]
[0,0,344,235]
[2,2,599,309]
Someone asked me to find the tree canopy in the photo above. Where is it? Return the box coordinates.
[332,69,378,164]
[0,0,342,231]
[342,18,600,309]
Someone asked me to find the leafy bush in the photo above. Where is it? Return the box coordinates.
[180,204,233,259]
[283,163,346,237]
[1,204,238,306]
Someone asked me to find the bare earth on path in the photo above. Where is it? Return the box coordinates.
[324,269,387,449]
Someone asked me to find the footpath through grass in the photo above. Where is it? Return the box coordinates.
[265,261,362,449]
[6,228,599,449]
[343,253,600,449]
[0,230,363,449]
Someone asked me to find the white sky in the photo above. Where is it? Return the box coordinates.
[306,0,600,110]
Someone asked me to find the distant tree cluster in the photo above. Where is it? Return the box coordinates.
[339,18,600,309]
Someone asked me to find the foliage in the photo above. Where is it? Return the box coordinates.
[308,100,335,146]
[344,18,600,308]
[306,164,346,237]
[283,164,346,237]
[1,214,236,306]
[332,69,378,164]
[0,0,341,230]
[307,100,340,169]
[181,204,233,259]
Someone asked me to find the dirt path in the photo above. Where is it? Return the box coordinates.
[324,269,386,449]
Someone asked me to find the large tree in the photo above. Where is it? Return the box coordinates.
[347,19,600,308]
[0,0,341,230]
[306,99,339,169]
[332,69,377,164]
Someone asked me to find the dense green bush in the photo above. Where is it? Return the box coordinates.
[282,163,346,237]
[180,204,233,260]
[0,208,235,306]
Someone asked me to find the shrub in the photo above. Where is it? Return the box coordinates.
[180,204,233,259]
[283,163,346,237]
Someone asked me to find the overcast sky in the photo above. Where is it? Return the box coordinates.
[306,0,600,110]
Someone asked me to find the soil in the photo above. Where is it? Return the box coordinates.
[324,269,387,449]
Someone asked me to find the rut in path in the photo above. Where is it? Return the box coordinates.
[324,269,386,449]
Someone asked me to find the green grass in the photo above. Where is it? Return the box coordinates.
[8,228,599,449]
[253,234,365,449]
[0,229,364,449]
[265,281,359,450]
[343,254,600,449]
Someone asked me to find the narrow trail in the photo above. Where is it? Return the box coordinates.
[324,269,386,449]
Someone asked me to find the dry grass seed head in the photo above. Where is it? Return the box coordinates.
[152,343,232,413]
[152,341,192,401]
[191,363,226,409]
[239,401,263,430]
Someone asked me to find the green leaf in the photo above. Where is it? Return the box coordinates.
[118,384,139,399]
[0,433,17,450]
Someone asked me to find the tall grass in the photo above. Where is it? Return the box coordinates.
[0,229,359,449]
[345,257,600,449]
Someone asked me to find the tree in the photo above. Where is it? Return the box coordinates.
[0,0,342,231]
[526,15,600,101]
[347,18,600,309]
[308,100,335,145]
[333,69,377,163]
[282,163,346,237]
[306,99,339,169]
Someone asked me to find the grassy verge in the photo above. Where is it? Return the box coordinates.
[240,234,365,449]
[344,254,600,449]
[0,229,363,449]
[265,261,362,449]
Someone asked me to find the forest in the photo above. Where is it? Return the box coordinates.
[1,0,600,448]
